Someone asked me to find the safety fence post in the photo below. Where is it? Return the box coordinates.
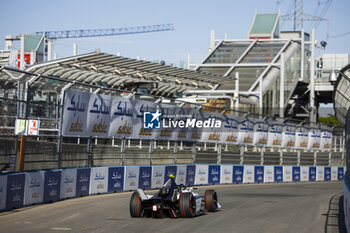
[148,140,153,166]
[279,149,283,165]
[313,151,317,166]
[173,141,178,164]
[192,142,196,164]
[260,146,264,165]
[240,146,244,165]
[297,150,301,166]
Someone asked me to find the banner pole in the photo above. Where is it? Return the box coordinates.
[18,135,24,172]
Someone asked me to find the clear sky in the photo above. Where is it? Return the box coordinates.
[1,0,349,66]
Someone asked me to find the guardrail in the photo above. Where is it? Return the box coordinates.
[0,164,344,211]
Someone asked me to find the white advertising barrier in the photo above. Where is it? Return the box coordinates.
[220,115,239,145]
[108,97,134,138]
[194,165,209,185]
[200,112,224,144]
[86,93,112,137]
[320,129,333,152]
[176,165,187,185]
[89,167,108,195]
[283,166,293,182]
[156,104,177,141]
[0,175,7,210]
[220,165,233,184]
[267,122,283,148]
[237,119,254,146]
[331,167,338,181]
[308,127,321,151]
[295,126,309,150]
[243,165,254,184]
[282,124,296,148]
[316,166,325,181]
[132,100,157,140]
[60,169,77,199]
[253,121,269,147]
[24,172,45,205]
[264,166,274,183]
[124,166,140,191]
[62,89,90,136]
[151,166,165,189]
[300,166,309,182]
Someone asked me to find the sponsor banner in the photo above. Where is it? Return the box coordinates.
[186,165,196,186]
[264,166,274,183]
[108,167,124,193]
[200,112,223,144]
[108,97,133,138]
[132,100,157,140]
[282,124,296,148]
[331,167,338,181]
[76,168,91,197]
[267,122,283,148]
[195,165,208,185]
[172,107,192,142]
[151,166,165,189]
[0,175,7,210]
[220,115,239,145]
[300,166,309,182]
[316,166,324,181]
[87,93,112,137]
[295,126,309,150]
[90,167,108,194]
[175,165,187,185]
[320,129,332,152]
[156,104,177,141]
[324,167,331,181]
[164,166,177,184]
[124,166,140,191]
[253,121,269,147]
[233,165,244,184]
[292,166,300,182]
[283,166,293,182]
[220,165,233,184]
[60,169,77,199]
[6,174,25,209]
[24,171,45,205]
[254,166,264,183]
[62,89,90,136]
[186,109,204,142]
[338,167,344,180]
[274,166,283,182]
[308,127,321,150]
[208,165,221,185]
[138,166,152,190]
[309,166,317,181]
[43,170,61,203]
[243,165,254,184]
[238,119,254,146]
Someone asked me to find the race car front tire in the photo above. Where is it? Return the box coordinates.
[179,193,195,218]
[130,192,143,217]
[205,189,218,212]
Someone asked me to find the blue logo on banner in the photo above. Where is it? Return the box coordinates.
[233,165,244,184]
[254,166,264,183]
[143,111,161,129]
[208,165,221,184]
[324,167,331,181]
[274,166,283,182]
[309,167,316,181]
[292,166,300,182]
[6,174,25,209]
[164,166,177,184]
[186,165,196,185]
[108,167,124,192]
[76,168,91,197]
[338,167,344,180]
[44,170,61,203]
[139,167,152,190]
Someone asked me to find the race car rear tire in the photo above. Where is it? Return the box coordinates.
[179,193,195,218]
[130,192,143,217]
[205,189,218,212]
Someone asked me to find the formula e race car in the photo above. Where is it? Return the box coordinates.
[129,175,220,218]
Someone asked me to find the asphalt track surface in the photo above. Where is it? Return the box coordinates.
[0,181,344,233]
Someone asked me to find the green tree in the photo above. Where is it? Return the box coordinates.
[318,114,341,126]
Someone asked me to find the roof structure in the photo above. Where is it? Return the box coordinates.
[17,52,229,97]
